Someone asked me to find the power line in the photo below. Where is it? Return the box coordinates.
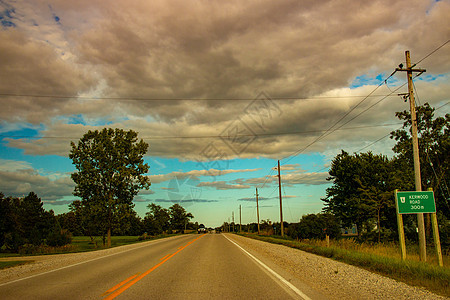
[415,39,450,65]
[0,122,404,140]
[302,101,450,184]
[0,92,398,101]
[281,74,396,164]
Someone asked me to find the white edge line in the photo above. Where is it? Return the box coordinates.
[223,234,312,300]
[0,235,188,287]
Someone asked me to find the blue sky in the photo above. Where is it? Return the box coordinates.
[1,0,449,227]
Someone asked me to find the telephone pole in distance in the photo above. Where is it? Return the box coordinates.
[278,160,284,237]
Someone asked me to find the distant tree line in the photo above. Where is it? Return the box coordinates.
[0,191,196,253]
[0,192,71,253]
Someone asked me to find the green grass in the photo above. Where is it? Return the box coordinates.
[0,261,31,270]
[238,233,450,297]
[71,236,143,252]
[0,234,180,258]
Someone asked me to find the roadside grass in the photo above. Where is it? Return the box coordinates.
[69,234,181,252]
[71,236,143,252]
[238,233,450,297]
[0,261,32,270]
[0,234,180,257]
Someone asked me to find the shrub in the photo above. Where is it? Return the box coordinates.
[46,225,72,247]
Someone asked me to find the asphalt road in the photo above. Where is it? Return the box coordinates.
[0,233,312,299]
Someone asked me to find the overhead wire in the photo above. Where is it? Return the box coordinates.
[0,92,398,102]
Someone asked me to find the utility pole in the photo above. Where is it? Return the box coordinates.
[256,187,260,235]
[277,160,284,237]
[239,205,242,232]
[232,211,235,233]
[396,50,427,261]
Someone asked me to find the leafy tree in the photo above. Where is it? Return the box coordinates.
[68,200,99,238]
[19,192,55,245]
[322,151,370,236]
[46,221,72,247]
[0,193,19,249]
[56,211,83,236]
[322,151,397,241]
[119,211,144,236]
[169,204,193,232]
[69,128,151,247]
[144,203,170,235]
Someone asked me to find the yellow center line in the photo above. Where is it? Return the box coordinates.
[102,274,139,296]
[160,253,171,261]
[103,234,206,300]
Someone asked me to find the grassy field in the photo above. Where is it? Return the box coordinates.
[238,233,450,297]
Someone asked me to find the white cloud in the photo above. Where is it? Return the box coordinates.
[148,168,261,184]
[0,168,74,200]
[0,159,33,171]
[197,181,251,190]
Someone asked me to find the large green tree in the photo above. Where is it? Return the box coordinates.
[169,204,194,232]
[70,128,151,247]
[144,203,170,235]
[322,151,396,240]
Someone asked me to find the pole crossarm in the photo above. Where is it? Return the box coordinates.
[395,68,426,73]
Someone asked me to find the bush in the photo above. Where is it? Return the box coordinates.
[288,213,341,240]
[138,232,148,241]
[46,225,72,247]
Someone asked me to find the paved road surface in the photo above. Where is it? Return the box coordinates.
[0,234,314,299]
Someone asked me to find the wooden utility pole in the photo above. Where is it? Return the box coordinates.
[256,187,260,235]
[239,205,242,232]
[278,160,284,237]
[232,211,235,233]
[396,50,427,261]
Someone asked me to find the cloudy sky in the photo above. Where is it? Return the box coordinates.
[1,0,449,227]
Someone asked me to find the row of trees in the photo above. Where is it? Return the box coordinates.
[144,203,194,235]
[222,213,341,240]
[0,190,196,253]
[58,202,195,239]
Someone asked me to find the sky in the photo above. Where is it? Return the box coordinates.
[0,0,449,228]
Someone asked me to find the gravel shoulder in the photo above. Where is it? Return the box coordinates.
[226,233,447,300]
[0,235,188,285]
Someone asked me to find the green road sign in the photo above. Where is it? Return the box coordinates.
[395,191,436,214]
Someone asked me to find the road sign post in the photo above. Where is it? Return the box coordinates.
[394,190,407,261]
